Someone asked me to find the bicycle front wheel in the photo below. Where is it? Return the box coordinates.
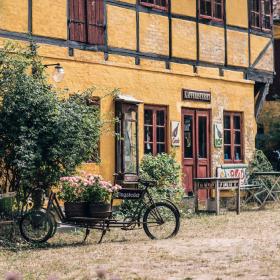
[19,209,54,243]
[143,202,180,240]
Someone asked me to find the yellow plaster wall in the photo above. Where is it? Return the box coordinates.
[171,0,196,17]
[172,19,196,60]
[139,13,169,55]
[120,0,136,4]
[199,24,225,64]
[107,5,136,50]
[227,30,248,67]
[274,25,280,39]
[226,0,248,28]
[0,0,28,33]
[250,35,271,64]
[44,51,255,180]
[255,44,274,72]
[32,0,67,39]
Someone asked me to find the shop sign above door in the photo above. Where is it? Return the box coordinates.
[182,89,211,103]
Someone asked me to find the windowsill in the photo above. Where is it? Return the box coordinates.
[250,27,272,35]
[140,2,168,12]
[199,15,224,24]
[224,160,244,164]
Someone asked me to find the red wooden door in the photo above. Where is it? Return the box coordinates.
[182,109,211,199]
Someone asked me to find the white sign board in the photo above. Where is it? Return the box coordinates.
[171,121,180,147]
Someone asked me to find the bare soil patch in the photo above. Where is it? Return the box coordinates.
[1,207,280,280]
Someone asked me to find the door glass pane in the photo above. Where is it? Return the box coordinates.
[124,111,137,174]
[224,115,230,129]
[198,116,207,158]
[224,130,231,144]
[224,145,231,160]
[144,110,153,125]
[234,146,241,161]
[157,111,165,126]
[184,115,193,158]
[233,115,241,129]
[144,126,153,142]
[157,127,165,143]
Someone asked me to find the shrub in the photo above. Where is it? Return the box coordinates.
[119,153,184,217]
[0,42,108,209]
[140,153,181,189]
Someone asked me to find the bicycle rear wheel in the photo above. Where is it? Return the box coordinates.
[19,209,54,243]
[143,202,180,240]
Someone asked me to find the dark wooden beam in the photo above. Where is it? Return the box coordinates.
[255,82,270,120]
[28,0,32,34]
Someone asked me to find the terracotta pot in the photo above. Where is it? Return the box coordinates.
[88,203,111,218]
[64,202,88,218]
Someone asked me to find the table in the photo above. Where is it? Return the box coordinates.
[193,177,241,215]
[251,172,280,208]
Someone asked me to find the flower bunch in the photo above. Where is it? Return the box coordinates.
[59,174,121,203]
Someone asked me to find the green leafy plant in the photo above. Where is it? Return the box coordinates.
[0,41,112,209]
[119,153,184,217]
[140,153,181,189]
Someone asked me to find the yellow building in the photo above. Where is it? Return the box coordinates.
[0,0,274,195]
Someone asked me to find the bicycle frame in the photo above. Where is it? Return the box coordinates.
[45,185,164,229]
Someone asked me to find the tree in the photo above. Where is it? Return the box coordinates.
[0,42,103,206]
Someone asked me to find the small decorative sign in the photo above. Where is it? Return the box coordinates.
[171,121,180,147]
[217,165,247,185]
[182,89,211,103]
[214,123,223,148]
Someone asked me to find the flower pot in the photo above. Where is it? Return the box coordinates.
[88,203,111,218]
[64,202,88,218]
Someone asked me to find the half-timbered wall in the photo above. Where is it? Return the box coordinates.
[0,0,271,181]
[0,0,274,76]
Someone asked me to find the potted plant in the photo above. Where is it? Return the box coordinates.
[59,176,88,218]
[82,174,122,218]
[59,174,121,218]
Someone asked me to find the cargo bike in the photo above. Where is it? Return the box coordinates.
[19,179,180,244]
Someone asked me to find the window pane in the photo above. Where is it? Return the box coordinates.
[234,131,241,145]
[144,143,153,154]
[224,130,231,144]
[252,0,260,11]
[214,0,222,19]
[144,126,153,142]
[200,0,212,16]
[234,115,241,129]
[157,110,165,126]
[264,0,270,14]
[224,115,230,129]
[157,127,165,143]
[198,117,207,158]
[252,12,260,27]
[124,118,137,173]
[263,15,271,29]
[157,144,166,154]
[224,145,231,160]
[184,116,193,158]
[144,110,153,125]
[234,146,241,161]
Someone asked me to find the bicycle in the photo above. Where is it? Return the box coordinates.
[19,179,180,244]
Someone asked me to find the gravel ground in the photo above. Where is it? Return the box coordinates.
[1,207,280,280]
